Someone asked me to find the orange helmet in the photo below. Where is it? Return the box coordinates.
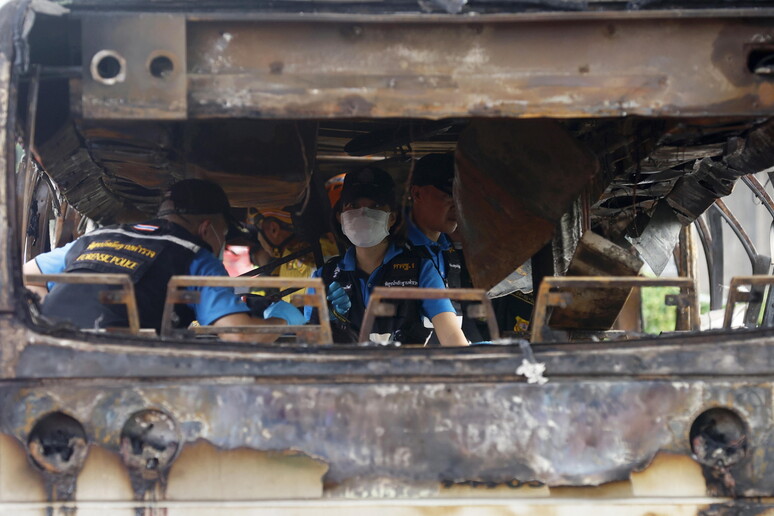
[325,173,346,208]
[249,207,293,229]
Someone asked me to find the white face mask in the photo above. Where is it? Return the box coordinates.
[341,207,391,248]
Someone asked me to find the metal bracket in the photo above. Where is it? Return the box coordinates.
[724,275,774,329]
[359,287,499,344]
[664,293,693,309]
[80,13,186,119]
[161,276,332,344]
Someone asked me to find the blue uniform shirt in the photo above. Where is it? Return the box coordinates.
[304,241,455,322]
[407,219,452,282]
[36,243,249,326]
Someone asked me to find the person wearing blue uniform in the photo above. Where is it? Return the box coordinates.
[408,153,458,285]
[305,166,468,346]
[408,153,489,342]
[23,179,304,341]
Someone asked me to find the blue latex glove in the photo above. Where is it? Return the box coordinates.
[263,301,306,326]
[327,281,351,319]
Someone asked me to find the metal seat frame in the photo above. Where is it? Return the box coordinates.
[531,276,700,343]
[161,276,332,344]
[358,287,500,344]
[723,275,774,329]
[25,273,142,334]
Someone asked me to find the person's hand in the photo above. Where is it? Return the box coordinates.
[327,281,351,318]
[263,301,306,325]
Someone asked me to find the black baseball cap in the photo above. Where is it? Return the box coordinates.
[160,179,237,226]
[412,153,455,196]
[341,167,397,210]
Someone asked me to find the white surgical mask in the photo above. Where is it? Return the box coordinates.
[341,207,391,248]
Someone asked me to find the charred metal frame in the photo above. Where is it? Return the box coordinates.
[530,276,700,343]
[723,275,774,328]
[8,1,774,511]
[358,286,499,342]
[161,275,332,343]
[26,272,142,334]
[68,9,774,121]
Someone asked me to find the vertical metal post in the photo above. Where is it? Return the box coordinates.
[20,65,40,263]
[707,207,724,311]
[675,225,700,331]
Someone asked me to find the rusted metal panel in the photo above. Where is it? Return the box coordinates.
[81,13,187,119]
[0,377,771,494]
[548,232,643,331]
[8,314,774,379]
[181,16,774,120]
[35,119,316,223]
[0,0,23,315]
[6,311,774,499]
[455,119,598,290]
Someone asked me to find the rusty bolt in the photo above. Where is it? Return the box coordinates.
[27,412,88,475]
[120,409,180,481]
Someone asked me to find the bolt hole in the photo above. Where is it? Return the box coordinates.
[120,409,180,479]
[749,48,774,76]
[97,56,121,79]
[690,408,748,468]
[27,412,88,474]
[90,50,126,85]
[149,55,174,79]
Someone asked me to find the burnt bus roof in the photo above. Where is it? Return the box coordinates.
[55,0,774,14]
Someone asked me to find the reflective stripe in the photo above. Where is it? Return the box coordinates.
[85,227,201,253]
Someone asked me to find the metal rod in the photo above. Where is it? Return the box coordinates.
[694,216,714,296]
[707,208,725,311]
[190,325,314,334]
[537,277,696,288]
[185,7,774,23]
[20,65,40,263]
[713,200,758,265]
[741,174,774,220]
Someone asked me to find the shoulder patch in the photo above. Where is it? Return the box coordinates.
[133,224,159,232]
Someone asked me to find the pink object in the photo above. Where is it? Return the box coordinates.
[222,245,254,277]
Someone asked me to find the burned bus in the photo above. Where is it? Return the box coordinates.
[1,0,774,513]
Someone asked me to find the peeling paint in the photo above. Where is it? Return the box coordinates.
[630,452,706,497]
[167,440,326,500]
[0,433,46,503]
